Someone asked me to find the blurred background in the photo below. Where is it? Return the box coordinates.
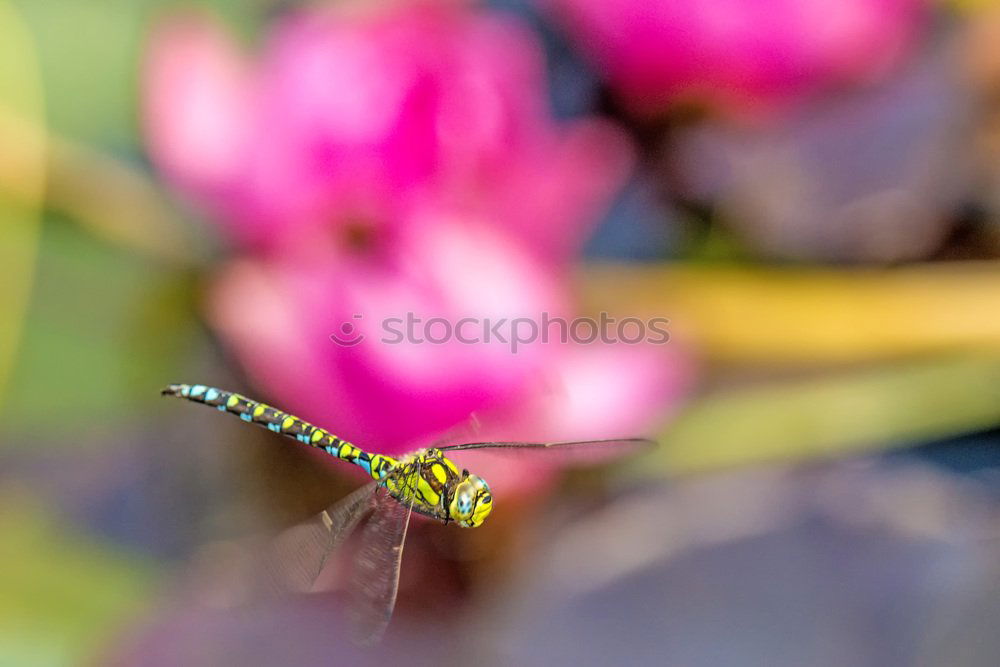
[2,0,1000,664]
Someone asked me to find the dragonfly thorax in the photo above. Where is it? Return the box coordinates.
[386,448,493,528]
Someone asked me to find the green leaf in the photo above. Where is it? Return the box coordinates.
[0,0,44,409]
[0,489,156,666]
[10,0,264,147]
[648,355,1000,475]
[11,0,156,146]
[0,216,201,440]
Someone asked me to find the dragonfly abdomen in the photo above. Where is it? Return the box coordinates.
[161,384,395,479]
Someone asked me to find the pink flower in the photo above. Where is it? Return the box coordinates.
[144,3,630,263]
[144,3,689,490]
[542,0,930,117]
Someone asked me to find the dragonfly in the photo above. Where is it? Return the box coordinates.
[162,383,653,643]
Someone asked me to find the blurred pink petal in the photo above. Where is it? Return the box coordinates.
[454,340,690,495]
[543,0,930,117]
[493,118,636,263]
[144,3,631,255]
[143,11,253,204]
[207,221,575,454]
[533,342,688,440]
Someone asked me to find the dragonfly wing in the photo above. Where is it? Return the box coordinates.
[256,481,377,597]
[428,412,483,449]
[439,437,656,464]
[348,465,418,645]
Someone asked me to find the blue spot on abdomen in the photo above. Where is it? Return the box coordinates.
[356,458,372,476]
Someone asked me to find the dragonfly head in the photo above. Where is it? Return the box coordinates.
[449,472,492,528]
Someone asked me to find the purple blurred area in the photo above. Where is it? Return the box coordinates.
[108,462,1000,666]
[670,31,973,263]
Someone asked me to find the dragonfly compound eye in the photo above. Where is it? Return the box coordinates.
[450,475,492,527]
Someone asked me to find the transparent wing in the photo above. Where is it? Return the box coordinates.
[439,437,656,463]
[348,464,418,645]
[255,481,377,597]
[428,412,482,449]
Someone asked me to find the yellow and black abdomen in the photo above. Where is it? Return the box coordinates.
[161,383,396,480]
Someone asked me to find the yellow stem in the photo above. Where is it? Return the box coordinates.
[582,262,1000,365]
